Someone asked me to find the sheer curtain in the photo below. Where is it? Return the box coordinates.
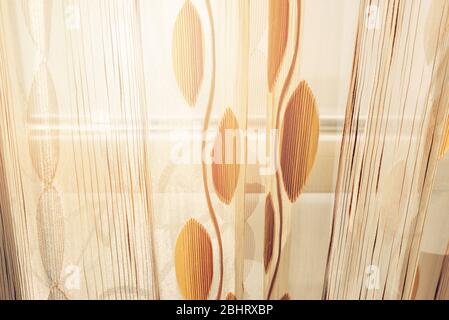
[0,0,448,300]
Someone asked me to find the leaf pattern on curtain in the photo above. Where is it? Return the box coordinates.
[0,0,448,301]
[172,0,204,107]
[27,65,59,184]
[36,187,66,300]
[175,219,213,300]
[22,0,67,300]
[265,0,302,300]
[280,81,319,202]
[211,108,240,205]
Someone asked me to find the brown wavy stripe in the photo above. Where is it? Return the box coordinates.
[21,0,53,54]
[280,81,319,202]
[268,0,289,91]
[264,193,275,272]
[36,186,65,283]
[201,0,223,299]
[175,219,213,300]
[211,108,240,204]
[226,292,237,300]
[280,293,290,300]
[27,65,59,184]
[440,116,449,158]
[172,0,204,107]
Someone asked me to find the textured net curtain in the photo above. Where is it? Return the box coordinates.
[0,0,448,300]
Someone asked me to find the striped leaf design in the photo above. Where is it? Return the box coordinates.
[36,187,64,283]
[27,65,59,184]
[172,0,204,107]
[280,81,319,202]
[175,219,213,300]
[268,0,289,91]
[264,193,275,271]
[211,108,240,204]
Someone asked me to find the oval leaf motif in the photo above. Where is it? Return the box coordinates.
[264,193,274,271]
[37,186,65,282]
[28,65,59,184]
[172,0,204,107]
[211,108,240,204]
[268,0,289,91]
[175,219,213,300]
[280,81,319,202]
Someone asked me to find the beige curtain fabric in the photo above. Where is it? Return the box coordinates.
[0,0,448,300]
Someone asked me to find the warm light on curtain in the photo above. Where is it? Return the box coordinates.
[0,0,448,300]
